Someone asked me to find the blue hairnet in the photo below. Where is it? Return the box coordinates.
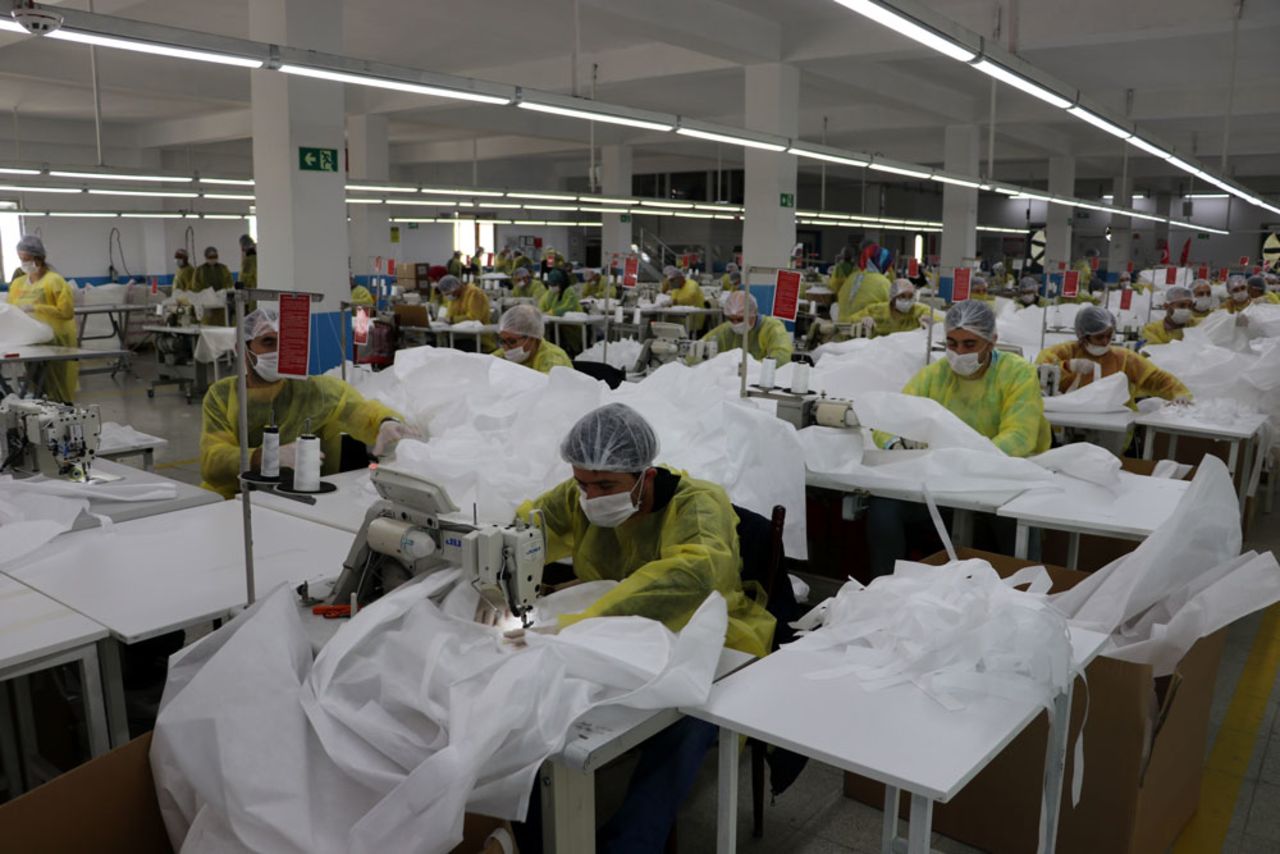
[561,403,659,473]
[242,306,279,342]
[499,304,544,339]
[1075,305,1116,338]
[512,266,531,281]
[946,300,997,341]
[1247,275,1266,292]
[16,235,45,258]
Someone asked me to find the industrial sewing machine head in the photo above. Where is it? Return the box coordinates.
[743,384,859,432]
[0,397,101,481]
[1038,363,1062,397]
[631,322,718,376]
[328,465,546,624]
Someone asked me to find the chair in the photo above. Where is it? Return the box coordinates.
[572,359,625,389]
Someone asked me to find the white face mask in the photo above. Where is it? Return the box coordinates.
[1020,293,1038,304]
[1084,343,1111,357]
[946,349,985,377]
[1170,308,1193,325]
[20,260,37,275]
[579,477,643,528]
[250,350,281,382]
[730,320,750,335]
[503,345,530,363]
[1194,297,1213,312]
[893,297,914,313]
[1231,289,1249,303]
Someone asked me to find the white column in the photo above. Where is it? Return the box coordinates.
[742,63,799,287]
[249,0,347,371]
[600,145,633,268]
[347,114,393,279]
[140,221,169,282]
[939,125,979,274]
[1046,156,1076,268]
[1107,175,1133,282]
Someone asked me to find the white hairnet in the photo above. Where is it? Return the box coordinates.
[725,262,739,275]
[498,304,544,339]
[560,403,659,473]
[242,306,279,342]
[723,290,758,319]
[1247,275,1266,292]
[663,265,680,279]
[1192,278,1211,290]
[1075,305,1116,338]
[438,275,462,295]
[1018,276,1040,293]
[16,235,45,258]
[945,300,997,341]
[971,275,988,289]
[1228,274,1248,290]
[889,278,914,299]
[1166,285,1193,302]
[512,267,531,281]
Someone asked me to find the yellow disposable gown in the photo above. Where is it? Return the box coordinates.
[490,339,573,373]
[350,286,374,307]
[836,270,891,321]
[495,255,515,275]
[517,470,775,657]
[580,278,617,300]
[1141,317,1197,345]
[511,278,547,302]
[875,351,1051,457]
[845,301,940,338]
[447,256,464,278]
[445,283,491,324]
[7,270,78,402]
[720,273,741,292]
[668,277,708,333]
[539,286,584,352]
[1073,259,1094,290]
[701,317,793,363]
[1035,341,1191,408]
[239,252,258,290]
[827,260,856,295]
[200,374,400,498]
[172,264,195,292]
[191,262,234,325]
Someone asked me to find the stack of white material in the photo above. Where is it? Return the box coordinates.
[0,301,55,348]
[578,337,642,370]
[150,574,729,854]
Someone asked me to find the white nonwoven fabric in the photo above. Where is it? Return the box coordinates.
[0,487,87,566]
[0,474,177,503]
[0,301,55,348]
[853,391,1001,453]
[192,327,238,363]
[578,337,643,370]
[1028,443,1122,490]
[150,577,729,854]
[1042,373,1130,413]
[99,421,168,453]
[812,447,1055,503]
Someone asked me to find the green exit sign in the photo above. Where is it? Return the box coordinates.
[780,192,795,208]
[620,214,632,223]
[298,147,338,172]
[1197,232,1210,240]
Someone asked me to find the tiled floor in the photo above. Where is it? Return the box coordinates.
[78,360,1280,853]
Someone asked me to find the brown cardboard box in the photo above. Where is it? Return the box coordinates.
[0,732,515,854]
[843,548,1227,854]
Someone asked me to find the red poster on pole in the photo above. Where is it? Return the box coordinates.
[1089,255,1100,271]
[1239,256,1250,266]
[1120,289,1134,310]
[1165,267,1178,285]
[150,277,158,295]
[353,306,370,347]
[487,253,493,266]
[1058,261,1067,272]
[907,257,919,278]
[1126,260,1134,274]
[277,293,312,379]
[623,256,639,288]
[1062,271,1080,299]
[951,268,971,302]
[1253,266,1263,275]
[1197,265,1209,281]
[773,269,802,322]
[1218,267,1229,282]
[387,259,396,277]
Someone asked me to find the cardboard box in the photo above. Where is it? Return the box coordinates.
[0,733,514,854]
[843,548,1227,854]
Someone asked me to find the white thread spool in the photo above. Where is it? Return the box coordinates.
[759,358,777,389]
[260,426,280,478]
[294,433,322,492]
[809,300,818,315]
[614,306,624,324]
[632,308,642,325]
[792,362,811,395]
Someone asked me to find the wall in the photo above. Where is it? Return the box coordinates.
[393,223,455,268]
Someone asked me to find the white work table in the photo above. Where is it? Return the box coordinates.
[1137,407,1268,511]
[249,467,375,534]
[1044,408,1136,434]
[71,458,221,528]
[544,314,610,349]
[997,471,1190,568]
[96,429,168,472]
[687,628,1108,854]
[0,346,130,397]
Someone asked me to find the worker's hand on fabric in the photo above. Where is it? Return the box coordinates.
[918,316,933,330]
[372,420,420,456]
[861,317,876,332]
[1066,358,1095,375]
[278,442,324,470]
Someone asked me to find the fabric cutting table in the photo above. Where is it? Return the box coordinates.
[96,429,168,472]
[544,315,610,349]
[0,346,130,397]
[68,458,221,528]
[73,303,151,377]
[686,628,1108,854]
[1137,408,1268,512]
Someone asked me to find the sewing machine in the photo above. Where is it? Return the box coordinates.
[631,322,718,375]
[745,386,859,431]
[328,466,546,624]
[0,397,101,480]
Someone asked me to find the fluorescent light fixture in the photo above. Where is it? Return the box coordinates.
[931,173,984,189]
[640,200,695,209]
[1102,194,1146,201]
[575,222,603,228]
[202,214,248,220]
[0,19,26,34]
[1066,106,1132,139]
[869,162,932,180]
[972,60,1072,109]
[50,170,191,183]
[48,212,117,218]
[1163,155,1199,174]
[592,195,640,205]
[203,193,254,200]
[1169,220,1229,235]
[674,212,714,219]
[0,167,40,176]
[0,184,83,194]
[507,191,577,200]
[1127,210,1166,222]
[1126,136,1170,158]
[347,184,416,193]
[345,198,383,205]
[121,212,183,219]
[831,0,976,61]
[591,207,632,214]
[676,127,787,152]
[482,202,522,209]
[1012,192,1054,203]
[47,29,264,68]
[1186,193,1229,199]
[279,64,510,105]
[992,185,1023,195]
[199,177,254,186]
[522,204,579,211]
[787,146,870,168]
[88,189,198,198]
[421,187,504,197]
[384,198,456,206]
[517,100,673,132]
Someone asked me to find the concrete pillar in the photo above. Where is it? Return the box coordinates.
[600,145,633,271]
[249,0,347,372]
[140,221,169,280]
[347,114,393,281]
[1107,175,1133,282]
[1046,156,1076,269]
[742,63,799,307]
[939,125,980,290]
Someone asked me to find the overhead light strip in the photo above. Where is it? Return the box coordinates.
[46,29,263,68]
[279,64,511,105]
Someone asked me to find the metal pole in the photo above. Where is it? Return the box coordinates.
[1220,3,1242,173]
[88,0,104,166]
[820,116,828,211]
[234,293,256,605]
[571,0,580,97]
[986,80,997,182]
[589,64,598,193]
[10,108,20,161]
[340,300,349,382]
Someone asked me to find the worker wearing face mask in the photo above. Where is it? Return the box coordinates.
[447,250,465,279]
[8,235,78,403]
[1224,275,1254,314]
[579,268,616,300]
[192,246,235,325]
[437,273,494,350]
[664,269,710,333]
[538,268,584,353]
[491,304,571,373]
[199,307,414,499]
[659,265,682,295]
[1191,279,1216,318]
[701,290,793,363]
[1248,274,1280,305]
[509,266,546,302]
[1036,305,1192,407]
[172,249,195,292]
[1014,276,1047,309]
[513,403,773,852]
[845,278,940,337]
[970,275,994,303]
[720,262,742,292]
[867,301,1050,577]
[1142,285,1199,344]
[495,247,515,276]
[835,244,893,321]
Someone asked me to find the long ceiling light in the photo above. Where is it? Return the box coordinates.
[931,173,986,189]
[508,191,577,201]
[0,184,83,194]
[829,0,976,62]
[346,183,416,193]
[46,30,263,68]
[279,64,511,106]
[203,192,254,200]
[676,126,787,153]
[87,189,197,198]
[51,169,191,182]
[971,60,1072,109]
[0,167,40,176]
[786,146,870,168]
[199,177,254,186]
[1065,105,1132,139]
[517,99,674,132]
[421,187,504,197]
[868,161,932,180]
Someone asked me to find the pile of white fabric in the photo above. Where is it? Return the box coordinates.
[151,573,729,854]
[99,421,167,453]
[0,301,55,348]
[578,336,643,371]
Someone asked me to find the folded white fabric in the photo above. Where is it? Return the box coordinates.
[1042,372,1130,413]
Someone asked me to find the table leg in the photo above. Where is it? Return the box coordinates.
[952,509,974,548]
[717,726,739,854]
[12,676,37,780]
[542,761,596,854]
[1066,533,1080,571]
[1040,681,1075,853]
[1142,427,1157,461]
[881,786,900,854]
[906,792,933,854]
[1015,522,1031,559]
[1168,434,1179,459]
[79,644,111,757]
[143,448,155,472]
[0,683,23,796]
[99,638,131,747]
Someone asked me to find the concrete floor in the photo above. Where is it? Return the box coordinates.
[79,360,1280,854]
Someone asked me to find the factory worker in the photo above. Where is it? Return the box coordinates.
[845,278,940,337]
[1224,275,1253,314]
[579,268,616,300]
[660,265,682,294]
[437,274,491,324]
[513,403,773,852]
[470,247,485,278]
[8,235,78,403]
[663,268,709,334]
[172,248,195,291]
[720,261,741,291]
[447,250,465,278]
[509,266,546,301]
[495,247,515,275]
[971,275,994,302]
[701,291,793,363]
[989,261,1010,288]
[835,243,893,321]
[1248,274,1280,305]
[1142,285,1198,344]
[512,249,534,270]
[350,283,375,307]
[1191,279,1215,318]
[200,307,414,499]
[238,234,257,292]
[191,246,235,325]
[1036,305,1192,407]
[867,301,1049,577]
[1073,248,1099,289]
[1014,276,1045,308]
[539,268,584,352]
[827,247,856,294]
[492,304,572,373]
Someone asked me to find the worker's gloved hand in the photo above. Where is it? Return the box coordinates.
[278,442,325,470]
[1235,314,1250,328]
[861,317,876,333]
[1066,358,1096,375]
[372,420,421,456]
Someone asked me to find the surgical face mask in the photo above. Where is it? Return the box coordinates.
[1020,293,1038,304]
[1231,289,1249,303]
[893,297,914,313]
[250,350,281,382]
[730,319,750,335]
[20,260,37,275]
[503,345,530,363]
[945,349,986,377]
[1194,296,1213,312]
[1084,343,1111,357]
[579,477,643,528]
[175,257,187,268]
[1170,308,1193,325]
